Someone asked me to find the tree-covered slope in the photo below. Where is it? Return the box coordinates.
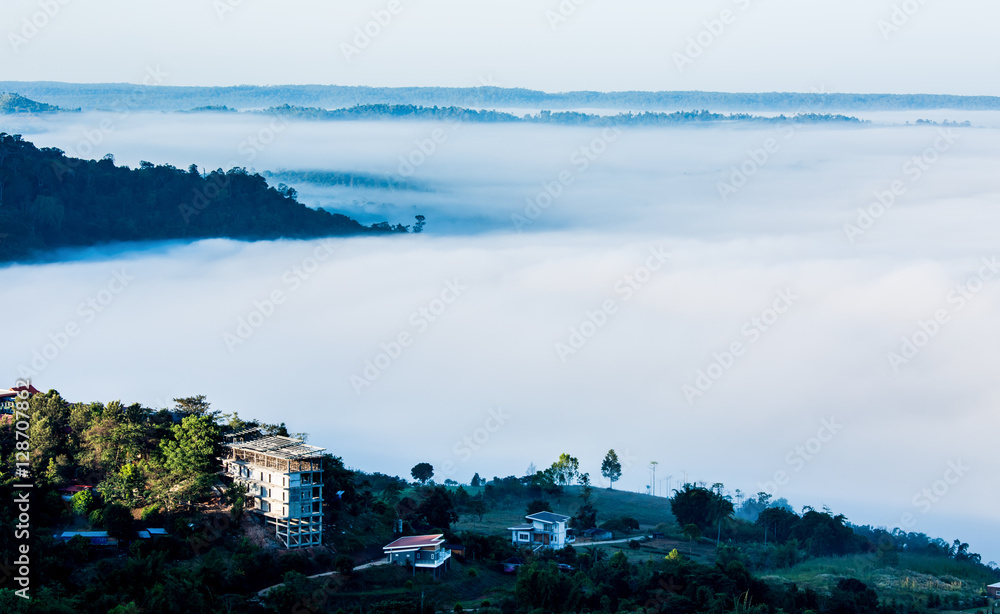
[0,133,407,262]
[0,92,70,114]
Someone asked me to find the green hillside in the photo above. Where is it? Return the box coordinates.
[0,92,70,113]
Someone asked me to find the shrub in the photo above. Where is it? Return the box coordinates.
[71,489,94,516]
[334,554,355,576]
[140,503,163,523]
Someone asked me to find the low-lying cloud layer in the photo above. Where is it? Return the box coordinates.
[3,112,999,561]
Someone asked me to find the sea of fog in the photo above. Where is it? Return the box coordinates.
[3,111,1000,561]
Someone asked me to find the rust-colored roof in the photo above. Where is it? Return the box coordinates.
[383,534,445,551]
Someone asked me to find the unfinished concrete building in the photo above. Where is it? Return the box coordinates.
[221,428,325,548]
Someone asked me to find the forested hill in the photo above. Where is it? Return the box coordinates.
[255,104,866,126]
[3,81,1000,112]
[0,133,408,263]
[0,92,71,114]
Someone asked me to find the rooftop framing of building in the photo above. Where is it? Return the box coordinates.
[222,428,326,549]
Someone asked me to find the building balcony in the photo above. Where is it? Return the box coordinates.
[414,549,451,568]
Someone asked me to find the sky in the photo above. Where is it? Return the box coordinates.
[2,0,1000,95]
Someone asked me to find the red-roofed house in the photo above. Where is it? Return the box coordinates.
[383,534,451,576]
[0,383,40,413]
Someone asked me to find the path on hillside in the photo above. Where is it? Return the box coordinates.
[577,535,651,546]
[256,559,388,596]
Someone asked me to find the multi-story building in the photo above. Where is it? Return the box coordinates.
[508,511,574,550]
[221,428,325,549]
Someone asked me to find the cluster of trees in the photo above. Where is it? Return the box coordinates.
[7,82,1000,113]
[0,390,371,612]
[670,485,999,577]
[263,169,429,192]
[0,133,416,262]
[509,544,894,614]
[256,104,866,128]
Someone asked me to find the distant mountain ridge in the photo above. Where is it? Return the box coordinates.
[2,81,999,112]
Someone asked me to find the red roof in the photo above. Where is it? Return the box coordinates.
[383,534,445,551]
[2,384,41,397]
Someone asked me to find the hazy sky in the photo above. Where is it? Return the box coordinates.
[2,0,999,95]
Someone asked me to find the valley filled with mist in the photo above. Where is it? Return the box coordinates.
[3,89,999,563]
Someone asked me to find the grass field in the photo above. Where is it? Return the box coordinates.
[760,553,994,605]
[450,485,675,536]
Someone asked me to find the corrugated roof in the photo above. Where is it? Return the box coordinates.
[526,511,570,524]
[508,524,534,531]
[225,434,325,459]
[383,534,445,551]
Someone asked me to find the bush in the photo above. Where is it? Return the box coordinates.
[140,503,163,523]
[334,554,355,576]
[71,489,94,516]
[628,540,641,550]
[103,503,134,538]
[454,603,464,613]
[602,515,640,533]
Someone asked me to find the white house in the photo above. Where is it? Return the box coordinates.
[508,511,574,550]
